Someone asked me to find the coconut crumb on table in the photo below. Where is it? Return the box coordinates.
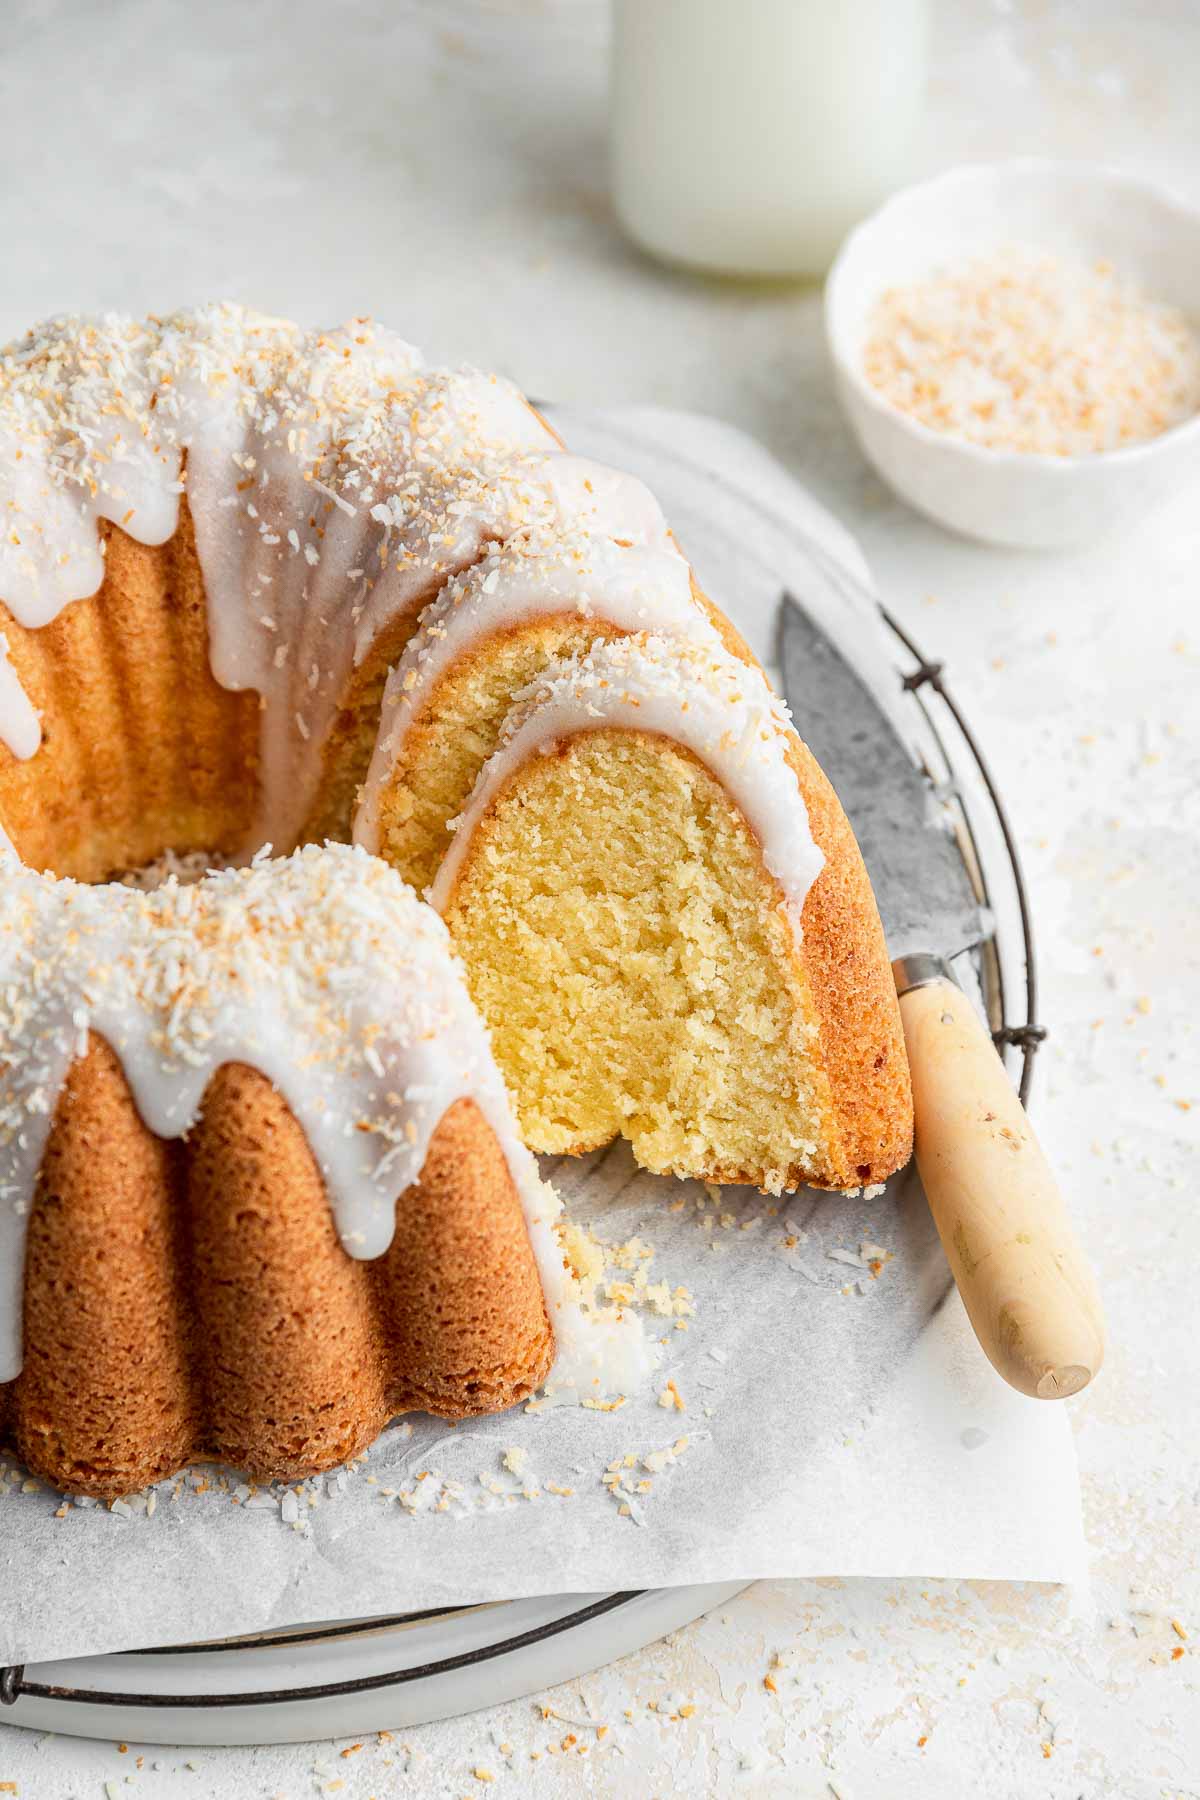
[862,245,1200,456]
[602,1434,691,1523]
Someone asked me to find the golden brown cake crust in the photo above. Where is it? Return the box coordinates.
[0,503,260,882]
[0,1040,554,1497]
[781,734,912,1188]
[375,1095,557,1418]
[6,1034,199,1496]
[690,574,912,1187]
[185,1059,395,1484]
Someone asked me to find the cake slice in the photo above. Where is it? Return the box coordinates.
[378,633,911,1194]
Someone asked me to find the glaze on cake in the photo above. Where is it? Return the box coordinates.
[0,304,910,1495]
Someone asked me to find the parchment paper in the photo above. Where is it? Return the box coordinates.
[0,410,1085,1667]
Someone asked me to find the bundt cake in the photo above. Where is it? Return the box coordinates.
[0,303,910,1493]
[363,632,909,1193]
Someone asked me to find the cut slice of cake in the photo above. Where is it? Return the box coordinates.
[389,633,911,1194]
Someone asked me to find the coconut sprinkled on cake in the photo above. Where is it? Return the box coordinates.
[116,847,232,890]
[0,307,674,1407]
[0,304,640,627]
[499,630,795,741]
[0,308,412,606]
[0,842,491,1181]
[398,528,692,658]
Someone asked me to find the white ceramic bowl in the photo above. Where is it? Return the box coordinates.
[825,160,1200,549]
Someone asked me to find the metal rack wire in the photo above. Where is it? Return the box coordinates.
[2,1594,643,1713]
[879,605,1044,1104]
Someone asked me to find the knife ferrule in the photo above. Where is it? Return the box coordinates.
[892,951,957,997]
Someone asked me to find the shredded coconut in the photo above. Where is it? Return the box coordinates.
[862,245,1200,456]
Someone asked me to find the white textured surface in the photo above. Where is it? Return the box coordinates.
[1,0,1198,1794]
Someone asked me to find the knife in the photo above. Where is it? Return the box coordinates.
[779,587,1104,1401]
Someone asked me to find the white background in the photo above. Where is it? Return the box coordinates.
[1,0,1198,1793]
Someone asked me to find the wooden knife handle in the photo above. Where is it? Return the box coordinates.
[895,963,1105,1400]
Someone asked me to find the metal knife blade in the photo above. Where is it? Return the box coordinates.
[778,589,983,963]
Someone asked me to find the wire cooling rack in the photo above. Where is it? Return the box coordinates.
[0,592,1045,1739]
[877,602,1044,1104]
[0,395,1048,1739]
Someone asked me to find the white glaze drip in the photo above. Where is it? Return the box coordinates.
[428,633,826,925]
[355,530,714,854]
[0,307,673,854]
[0,844,653,1394]
[0,635,39,760]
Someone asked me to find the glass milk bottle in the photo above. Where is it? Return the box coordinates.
[610,0,930,279]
